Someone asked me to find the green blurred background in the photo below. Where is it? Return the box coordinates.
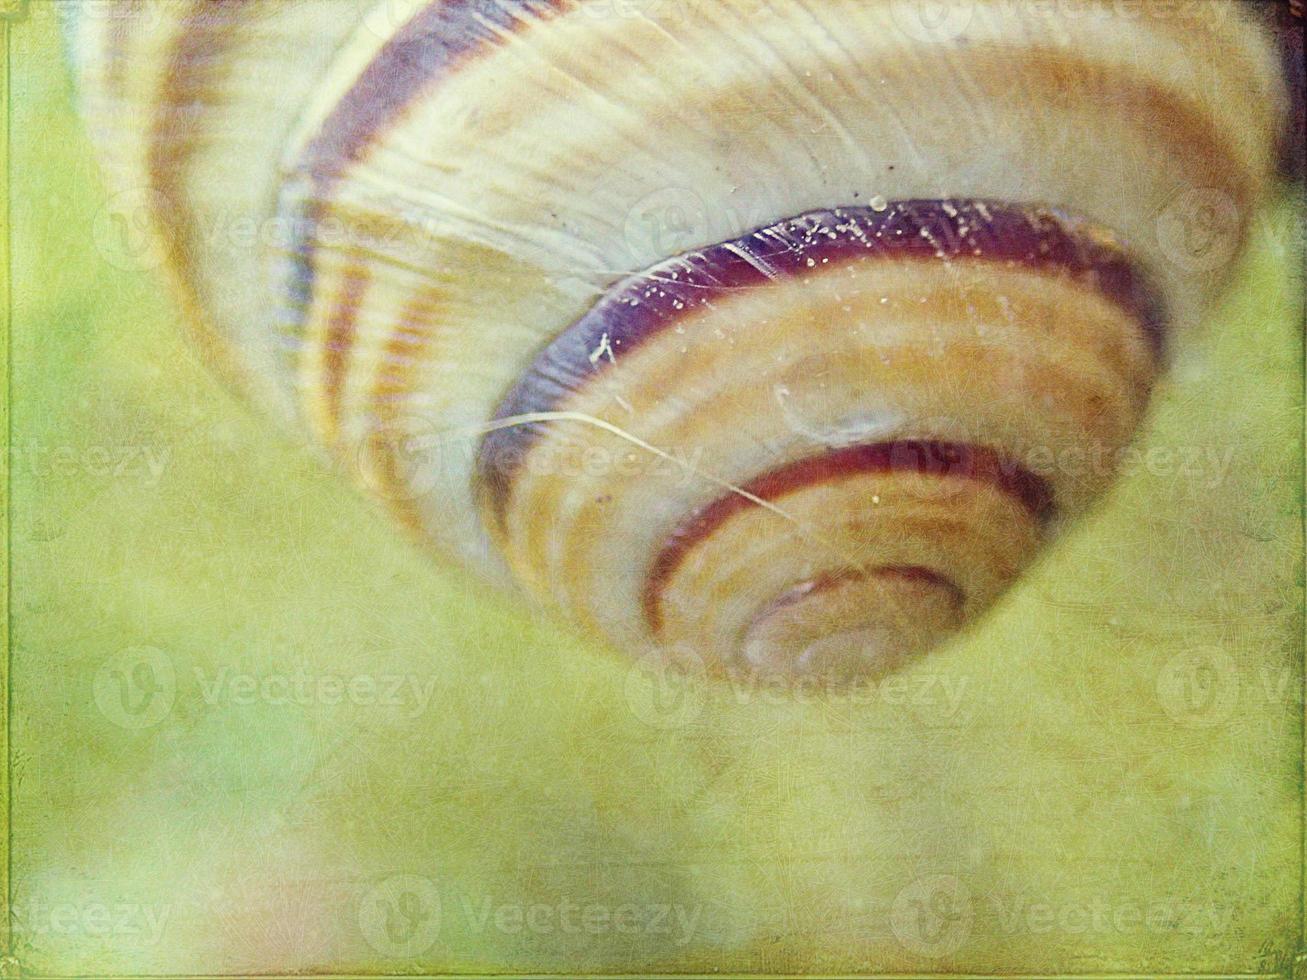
[6,1,1305,975]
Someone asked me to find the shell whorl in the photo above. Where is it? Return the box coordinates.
[68,0,1288,682]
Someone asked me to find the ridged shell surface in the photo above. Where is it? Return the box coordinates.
[65,0,1288,681]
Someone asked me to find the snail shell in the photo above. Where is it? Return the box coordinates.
[66,0,1287,683]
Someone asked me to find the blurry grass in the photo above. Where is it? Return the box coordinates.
[7,2,1305,976]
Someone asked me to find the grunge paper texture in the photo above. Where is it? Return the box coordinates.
[2,1,1304,976]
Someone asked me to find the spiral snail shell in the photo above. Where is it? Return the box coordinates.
[67,0,1288,683]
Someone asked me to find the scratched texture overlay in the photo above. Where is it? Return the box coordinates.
[3,1,1305,977]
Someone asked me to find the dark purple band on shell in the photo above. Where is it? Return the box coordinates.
[477,200,1166,525]
[751,565,967,623]
[640,440,1051,635]
[282,0,561,323]
[300,0,560,188]
[1268,2,1304,179]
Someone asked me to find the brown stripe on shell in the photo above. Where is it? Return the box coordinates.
[361,291,444,536]
[147,0,250,391]
[289,9,1264,212]
[689,43,1266,208]
[1007,45,1265,205]
[640,440,1053,636]
[318,262,371,446]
